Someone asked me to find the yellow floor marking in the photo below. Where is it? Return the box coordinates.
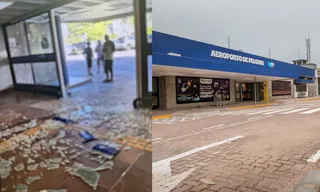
[152,115,172,120]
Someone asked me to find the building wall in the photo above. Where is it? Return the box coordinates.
[159,76,235,109]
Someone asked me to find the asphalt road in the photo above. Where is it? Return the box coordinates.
[152,100,320,192]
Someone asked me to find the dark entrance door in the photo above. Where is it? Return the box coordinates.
[3,13,62,97]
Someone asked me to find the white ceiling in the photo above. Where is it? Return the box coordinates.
[0,0,152,24]
[153,64,289,82]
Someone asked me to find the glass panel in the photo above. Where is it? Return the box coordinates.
[33,62,59,86]
[0,29,12,90]
[26,13,54,55]
[6,22,29,57]
[147,11,152,43]
[13,63,34,84]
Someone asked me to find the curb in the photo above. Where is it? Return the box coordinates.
[228,103,279,110]
[296,97,320,102]
[152,114,172,120]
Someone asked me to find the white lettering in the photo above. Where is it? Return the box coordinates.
[210,50,265,66]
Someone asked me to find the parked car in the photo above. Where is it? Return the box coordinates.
[148,34,152,43]
[114,35,136,50]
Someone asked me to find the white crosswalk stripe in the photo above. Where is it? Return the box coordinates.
[263,109,292,115]
[246,109,277,115]
[280,108,310,114]
[300,108,320,114]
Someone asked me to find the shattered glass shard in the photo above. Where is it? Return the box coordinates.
[68,149,77,154]
[41,120,64,130]
[0,158,12,179]
[47,163,59,170]
[56,130,66,139]
[8,156,16,162]
[39,190,67,192]
[14,163,25,172]
[66,163,100,190]
[27,158,35,164]
[26,175,41,185]
[40,162,47,168]
[15,184,28,192]
[27,164,38,171]
[94,161,114,171]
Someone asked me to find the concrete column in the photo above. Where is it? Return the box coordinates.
[263,81,269,103]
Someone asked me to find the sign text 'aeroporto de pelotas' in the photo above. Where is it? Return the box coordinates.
[211,50,265,66]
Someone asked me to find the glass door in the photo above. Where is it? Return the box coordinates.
[4,13,62,96]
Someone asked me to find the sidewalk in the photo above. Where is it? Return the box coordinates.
[152,101,279,118]
[152,96,320,119]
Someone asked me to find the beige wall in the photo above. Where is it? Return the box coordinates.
[270,80,294,101]
[159,76,235,109]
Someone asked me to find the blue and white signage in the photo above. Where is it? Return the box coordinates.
[267,61,275,68]
[211,50,265,66]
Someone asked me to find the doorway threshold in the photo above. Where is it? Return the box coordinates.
[67,76,92,89]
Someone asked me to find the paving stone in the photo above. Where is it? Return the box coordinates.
[266,161,282,167]
[190,183,209,191]
[263,166,278,173]
[218,187,237,192]
[208,182,226,191]
[200,178,216,185]
[277,165,292,172]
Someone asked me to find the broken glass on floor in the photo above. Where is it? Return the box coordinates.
[14,163,25,172]
[15,184,28,192]
[0,158,12,179]
[66,163,100,190]
[26,175,41,185]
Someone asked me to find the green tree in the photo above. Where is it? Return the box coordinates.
[67,21,113,44]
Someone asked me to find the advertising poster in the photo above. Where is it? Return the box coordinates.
[213,79,230,101]
[199,78,214,101]
[272,81,291,96]
[176,76,200,103]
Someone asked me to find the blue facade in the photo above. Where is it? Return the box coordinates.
[153,31,315,81]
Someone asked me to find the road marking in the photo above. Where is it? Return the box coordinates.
[152,138,162,141]
[264,108,292,114]
[300,108,320,114]
[154,116,272,144]
[307,150,320,163]
[218,112,234,116]
[280,108,309,114]
[152,135,244,192]
[202,124,226,130]
[246,109,275,115]
[248,116,262,120]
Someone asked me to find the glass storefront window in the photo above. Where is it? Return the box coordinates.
[6,22,29,57]
[296,83,307,92]
[26,13,54,55]
[13,63,34,84]
[33,62,59,86]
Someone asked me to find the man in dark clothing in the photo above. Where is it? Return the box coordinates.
[102,35,115,82]
[83,41,93,76]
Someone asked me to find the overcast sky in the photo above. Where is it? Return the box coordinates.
[153,0,320,65]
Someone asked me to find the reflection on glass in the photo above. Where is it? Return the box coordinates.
[33,62,59,86]
[13,64,34,84]
[6,22,29,57]
[26,13,54,55]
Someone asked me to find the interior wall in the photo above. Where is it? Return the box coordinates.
[0,28,13,91]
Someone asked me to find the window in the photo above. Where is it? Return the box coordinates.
[296,83,307,92]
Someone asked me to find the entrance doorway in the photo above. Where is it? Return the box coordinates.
[235,82,264,102]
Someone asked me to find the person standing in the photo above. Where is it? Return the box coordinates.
[95,40,103,73]
[83,41,93,76]
[102,35,115,82]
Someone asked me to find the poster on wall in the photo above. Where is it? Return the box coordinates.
[213,79,230,101]
[272,81,291,96]
[199,78,214,101]
[176,76,200,103]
